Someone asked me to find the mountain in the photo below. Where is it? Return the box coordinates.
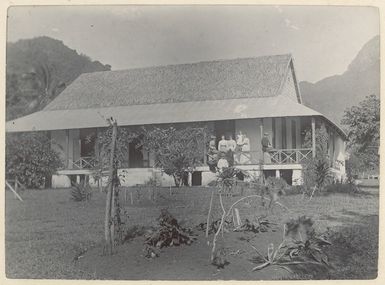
[300,35,380,126]
[6,36,111,120]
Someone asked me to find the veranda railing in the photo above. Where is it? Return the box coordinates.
[269,148,313,164]
[71,156,96,169]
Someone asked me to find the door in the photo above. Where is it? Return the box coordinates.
[214,120,235,144]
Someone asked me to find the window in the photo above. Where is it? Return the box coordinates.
[281,118,287,149]
[291,119,297,149]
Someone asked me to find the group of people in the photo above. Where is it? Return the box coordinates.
[207,131,251,172]
[207,131,274,172]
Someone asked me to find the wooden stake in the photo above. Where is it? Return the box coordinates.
[206,188,214,238]
[5,181,23,202]
[234,208,241,228]
[130,191,133,205]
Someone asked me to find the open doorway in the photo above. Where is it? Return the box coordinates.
[214,120,235,144]
[80,128,97,157]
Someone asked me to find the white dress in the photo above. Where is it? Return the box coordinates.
[218,140,228,152]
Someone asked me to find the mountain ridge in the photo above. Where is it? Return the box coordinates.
[300,35,380,125]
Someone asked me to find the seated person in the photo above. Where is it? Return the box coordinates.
[217,153,229,172]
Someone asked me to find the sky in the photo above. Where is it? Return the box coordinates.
[7,5,379,83]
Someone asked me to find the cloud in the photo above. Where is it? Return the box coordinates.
[51,27,59,32]
[103,6,143,18]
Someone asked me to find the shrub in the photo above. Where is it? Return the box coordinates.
[70,181,92,202]
[141,126,210,187]
[302,124,332,197]
[6,132,63,188]
[325,183,360,195]
[265,177,289,191]
[285,185,306,196]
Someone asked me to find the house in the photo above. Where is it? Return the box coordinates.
[6,54,347,187]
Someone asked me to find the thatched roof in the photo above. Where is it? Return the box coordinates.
[44,54,294,110]
[6,53,346,138]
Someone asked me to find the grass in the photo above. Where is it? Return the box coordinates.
[5,185,379,280]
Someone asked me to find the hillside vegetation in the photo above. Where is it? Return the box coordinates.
[6,36,111,120]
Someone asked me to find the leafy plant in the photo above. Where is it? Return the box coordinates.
[251,216,331,273]
[6,132,63,188]
[265,177,289,191]
[302,124,332,198]
[235,216,276,233]
[95,125,137,171]
[144,209,196,251]
[70,181,92,202]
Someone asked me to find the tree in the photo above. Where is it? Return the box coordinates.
[141,126,210,187]
[302,124,332,197]
[342,94,380,151]
[6,132,63,188]
[341,95,380,174]
[94,121,136,254]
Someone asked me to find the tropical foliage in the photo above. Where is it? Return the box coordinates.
[140,126,210,186]
[6,36,111,120]
[6,132,63,188]
[302,124,332,196]
[341,94,380,175]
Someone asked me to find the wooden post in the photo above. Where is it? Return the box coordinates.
[188,172,192,187]
[65,129,70,168]
[260,118,264,138]
[206,188,214,238]
[311,117,316,158]
[233,208,241,228]
[260,119,264,163]
[95,128,100,167]
[203,131,207,164]
[104,119,117,255]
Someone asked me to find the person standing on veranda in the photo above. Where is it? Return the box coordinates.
[261,133,273,163]
[218,135,228,154]
[227,134,236,166]
[235,131,244,164]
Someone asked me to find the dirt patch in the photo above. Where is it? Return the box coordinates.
[77,229,288,280]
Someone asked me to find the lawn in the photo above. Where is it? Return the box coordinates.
[5,185,379,280]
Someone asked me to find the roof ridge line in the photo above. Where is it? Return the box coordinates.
[81,53,293,75]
